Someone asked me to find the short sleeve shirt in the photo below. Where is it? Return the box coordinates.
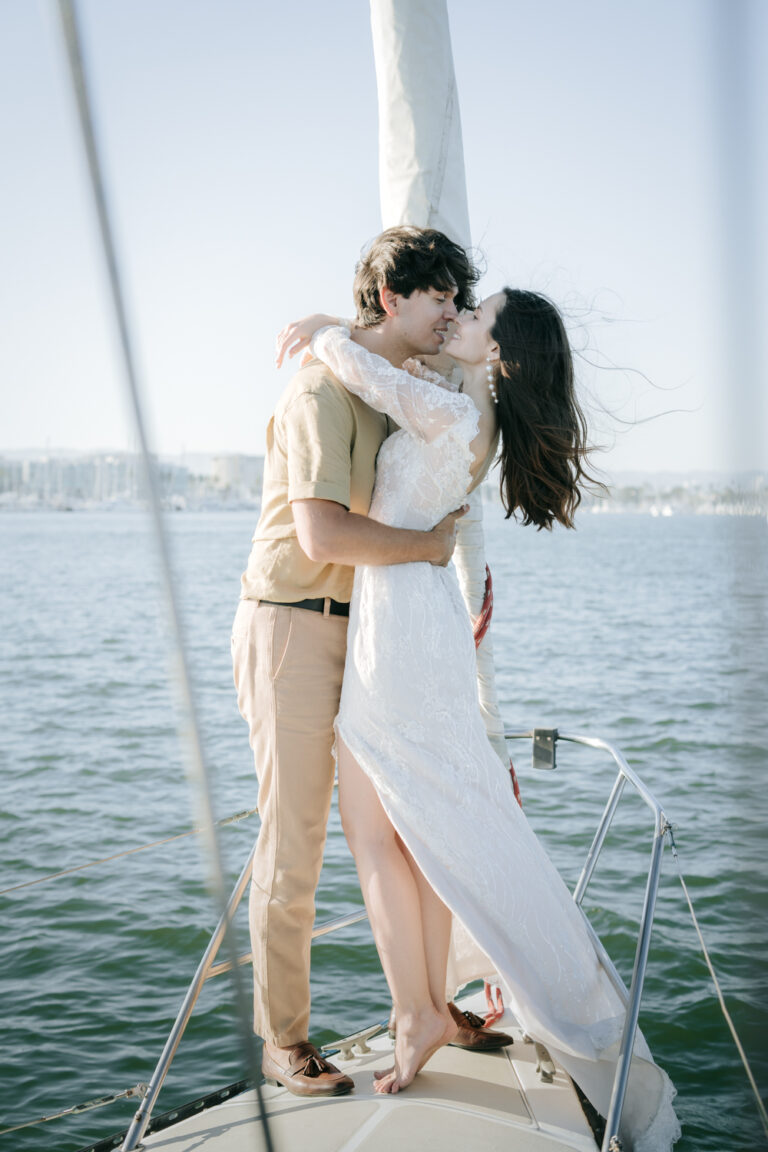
[240,358,389,603]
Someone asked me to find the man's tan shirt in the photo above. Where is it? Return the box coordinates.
[240,358,389,604]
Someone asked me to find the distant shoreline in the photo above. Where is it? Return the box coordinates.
[1,451,766,517]
[2,493,766,518]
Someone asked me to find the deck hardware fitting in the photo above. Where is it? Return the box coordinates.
[322,1021,388,1061]
[532,728,558,771]
[534,1041,555,1083]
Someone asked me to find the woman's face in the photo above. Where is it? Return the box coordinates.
[446,292,506,365]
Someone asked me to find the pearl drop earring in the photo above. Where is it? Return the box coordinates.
[486,356,498,403]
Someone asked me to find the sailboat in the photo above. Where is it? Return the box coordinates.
[68,731,675,1152]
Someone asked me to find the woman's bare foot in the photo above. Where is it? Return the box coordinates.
[374,1007,457,1094]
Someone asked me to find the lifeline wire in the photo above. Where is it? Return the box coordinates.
[0,1085,148,1136]
[0,807,259,896]
[54,5,273,1149]
[669,829,768,1138]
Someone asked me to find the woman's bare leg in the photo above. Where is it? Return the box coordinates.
[371,842,455,1088]
[337,738,456,1092]
[400,838,453,1011]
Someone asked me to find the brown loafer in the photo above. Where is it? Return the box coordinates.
[262,1041,354,1097]
[447,1002,514,1051]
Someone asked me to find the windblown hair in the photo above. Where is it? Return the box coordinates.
[353,226,479,327]
[492,288,604,530]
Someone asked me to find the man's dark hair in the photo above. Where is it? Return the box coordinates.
[353,226,479,327]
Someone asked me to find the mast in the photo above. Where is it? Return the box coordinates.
[370,0,471,247]
[370,0,508,765]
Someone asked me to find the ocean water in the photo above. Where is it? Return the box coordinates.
[1,507,766,1151]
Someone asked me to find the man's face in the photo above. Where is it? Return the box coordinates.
[391,286,459,357]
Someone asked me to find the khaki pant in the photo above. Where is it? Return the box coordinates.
[231,598,347,1045]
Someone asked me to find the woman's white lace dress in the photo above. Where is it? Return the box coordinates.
[311,326,680,1151]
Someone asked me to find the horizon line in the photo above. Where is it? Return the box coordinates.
[2,448,767,479]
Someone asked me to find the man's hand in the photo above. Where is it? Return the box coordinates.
[428,505,469,567]
[292,499,468,569]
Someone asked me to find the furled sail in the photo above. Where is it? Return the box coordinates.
[369,0,508,765]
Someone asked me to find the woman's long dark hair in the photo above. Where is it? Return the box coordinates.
[491,288,604,530]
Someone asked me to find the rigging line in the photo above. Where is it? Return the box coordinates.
[0,807,259,896]
[668,829,768,1138]
[54,6,273,1150]
[0,1084,148,1136]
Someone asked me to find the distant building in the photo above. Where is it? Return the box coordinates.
[211,454,263,502]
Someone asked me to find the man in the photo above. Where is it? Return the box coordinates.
[232,226,507,1098]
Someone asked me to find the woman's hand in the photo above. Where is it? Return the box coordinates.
[275,314,344,369]
[403,357,452,390]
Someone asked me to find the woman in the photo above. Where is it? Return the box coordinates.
[276,291,679,1149]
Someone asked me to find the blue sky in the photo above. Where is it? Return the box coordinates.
[1,0,766,473]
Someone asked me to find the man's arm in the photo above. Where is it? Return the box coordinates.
[293,499,467,569]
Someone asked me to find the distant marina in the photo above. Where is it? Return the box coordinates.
[1,449,766,517]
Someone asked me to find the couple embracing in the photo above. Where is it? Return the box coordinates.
[232,226,679,1149]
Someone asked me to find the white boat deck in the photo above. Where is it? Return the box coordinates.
[142,996,598,1152]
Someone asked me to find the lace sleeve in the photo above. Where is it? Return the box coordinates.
[311,326,476,444]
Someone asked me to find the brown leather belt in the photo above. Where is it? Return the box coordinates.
[260,597,350,618]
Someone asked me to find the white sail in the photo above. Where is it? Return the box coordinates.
[370,0,471,245]
[370,0,508,765]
